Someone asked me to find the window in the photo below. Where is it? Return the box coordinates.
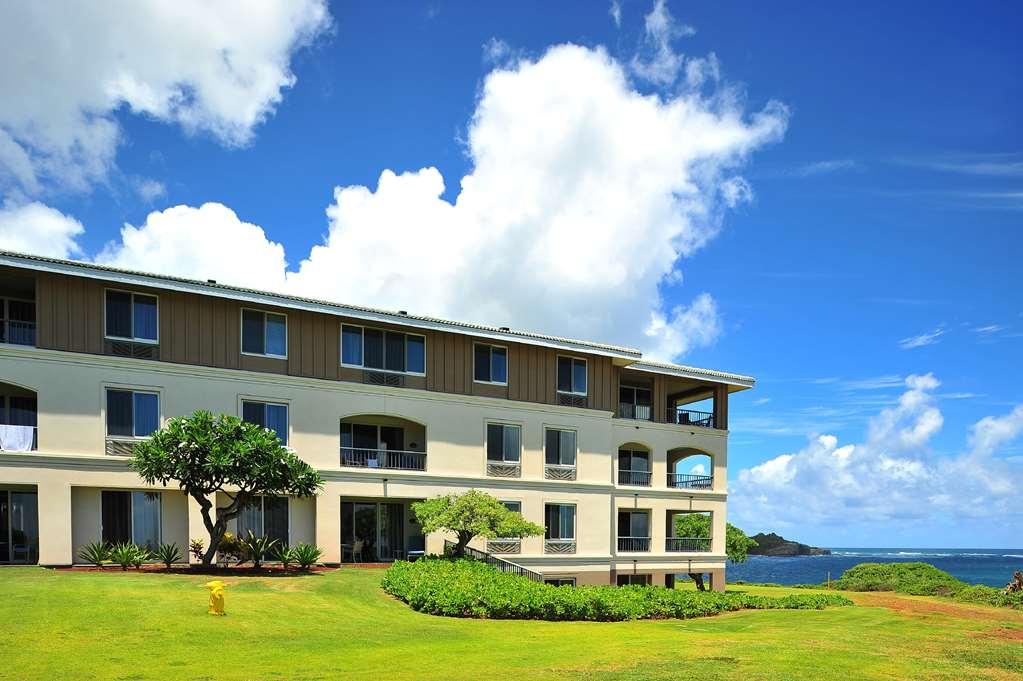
[101,490,161,551]
[618,385,652,420]
[105,291,158,342]
[474,344,508,384]
[618,510,650,539]
[242,401,289,445]
[242,309,287,357]
[486,423,521,463]
[340,325,426,375]
[545,504,575,540]
[616,574,651,586]
[544,428,576,466]
[557,357,587,395]
[618,449,650,472]
[106,389,159,437]
[340,423,406,451]
[544,577,576,587]
[237,496,289,546]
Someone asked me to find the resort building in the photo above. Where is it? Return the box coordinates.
[0,251,752,589]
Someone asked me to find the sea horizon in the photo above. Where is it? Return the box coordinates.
[730,547,1023,587]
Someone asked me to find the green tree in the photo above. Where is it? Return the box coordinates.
[412,490,544,557]
[674,513,758,590]
[130,411,323,567]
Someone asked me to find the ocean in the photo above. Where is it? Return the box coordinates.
[726,548,1023,587]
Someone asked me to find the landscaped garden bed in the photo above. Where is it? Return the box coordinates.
[382,558,853,621]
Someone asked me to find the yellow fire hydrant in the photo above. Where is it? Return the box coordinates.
[205,580,226,616]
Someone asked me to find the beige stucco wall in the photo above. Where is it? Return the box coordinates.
[69,487,188,562]
[0,346,730,580]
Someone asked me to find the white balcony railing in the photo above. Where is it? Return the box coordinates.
[340,446,426,471]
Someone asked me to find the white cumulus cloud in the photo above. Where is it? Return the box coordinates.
[732,374,1023,530]
[0,1,331,197]
[284,43,786,358]
[96,203,288,291]
[5,31,785,360]
[0,201,83,259]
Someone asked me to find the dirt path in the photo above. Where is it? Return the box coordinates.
[852,591,1023,625]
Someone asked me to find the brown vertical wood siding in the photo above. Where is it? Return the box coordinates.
[28,269,626,412]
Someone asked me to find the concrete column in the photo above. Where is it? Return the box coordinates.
[186,493,215,565]
[37,481,72,566]
[711,508,727,555]
[709,568,726,592]
[315,493,341,564]
[713,385,729,430]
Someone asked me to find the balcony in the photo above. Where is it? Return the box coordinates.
[0,383,37,452]
[667,473,713,490]
[666,537,711,552]
[0,320,35,347]
[544,463,576,481]
[618,468,651,486]
[0,425,36,452]
[617,536,650,552]
[667,408,715,428]
[340,446,426,471]
[617,402,652,421]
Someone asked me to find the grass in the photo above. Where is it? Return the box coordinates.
[1,566,1022,680]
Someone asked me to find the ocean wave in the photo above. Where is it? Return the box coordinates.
[1003,554,1023,558]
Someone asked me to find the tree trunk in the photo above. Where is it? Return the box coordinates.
[452,531,474,558]
[194,490,248,567]
[689,572,706,591]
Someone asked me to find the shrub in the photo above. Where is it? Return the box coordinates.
[131,545,151,569]
[831,563,967,596]
[953,585,1023,610]
[154,543,182,568]
[381,558,852,621]
[240,532,279,569]
[276,545,297,571]
[217,532,248,565]
[292,543,323,570]
[79,541,109,567]
[109,543,140,571]
[189,538,205,563]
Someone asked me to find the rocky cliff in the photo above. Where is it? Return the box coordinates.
[748,532,831,556]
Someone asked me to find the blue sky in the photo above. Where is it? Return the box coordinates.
[0,1,1020,547]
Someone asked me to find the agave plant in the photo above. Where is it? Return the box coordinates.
[79,541,110,568]
[292,543,323,571]
[240,531,279,569]
[276,544,297,571]
[154,543,182,568]
[131,545,152,569]
[108,542,137,571]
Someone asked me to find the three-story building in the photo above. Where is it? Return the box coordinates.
[0,251,752,589]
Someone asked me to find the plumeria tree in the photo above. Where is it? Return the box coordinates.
[412,490,543,557]
[130,411,322,567]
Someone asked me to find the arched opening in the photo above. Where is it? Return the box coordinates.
[339,414,427,471]
[666,447,713,489]
[617,441,652,486]
[0,381,37,452]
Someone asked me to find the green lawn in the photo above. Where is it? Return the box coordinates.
[1,566,1021,680]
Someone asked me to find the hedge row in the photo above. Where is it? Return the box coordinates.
[381,558,852,621]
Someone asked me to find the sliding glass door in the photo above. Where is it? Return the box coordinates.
[101,491,161,550]
[0,489,39,564]
[341,501,408,562]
